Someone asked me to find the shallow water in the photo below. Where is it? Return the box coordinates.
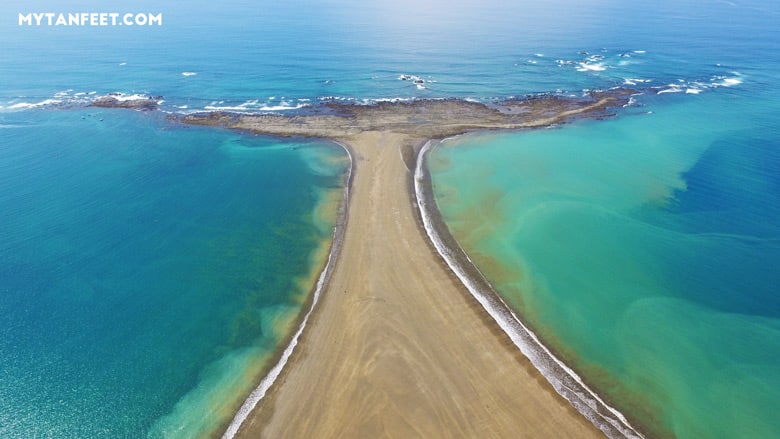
[429,90,780,438]
[0,109,348,437]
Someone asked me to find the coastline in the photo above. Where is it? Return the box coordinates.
[233,131,605,437]
[414,139,644,439]
[182,93,636,438]
[92,92,639,437]
[5,0,774,434]
[219,140,355,438]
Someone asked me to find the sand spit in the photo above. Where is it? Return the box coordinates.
[177,91,640,438]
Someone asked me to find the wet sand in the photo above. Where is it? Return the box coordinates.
[175,92,637,438]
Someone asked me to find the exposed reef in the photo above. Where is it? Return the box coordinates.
[179,89,634,138]
[90,95,160,111]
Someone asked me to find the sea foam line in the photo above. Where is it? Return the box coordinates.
[6,98,62,110]
[221,142,353,439]
[414,139,644,439]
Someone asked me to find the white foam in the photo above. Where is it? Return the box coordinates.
[375,97,414,103]
[713,75,742,87]
[6,99,62,110]
[222,142,353,439]
[202,99,306,112]
[259,104,306,111]
[577,62,607,72]
[318,96,353,102]
[657,84,684,94]
[110,93,154,102]
[633,50,646,54]
[182,71,198,77]
[649,73,743,97]
[414,140,644,439]
[623,78,653,86]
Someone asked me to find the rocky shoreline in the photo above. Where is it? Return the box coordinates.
[90,94,161,111]
[176,89,634,138]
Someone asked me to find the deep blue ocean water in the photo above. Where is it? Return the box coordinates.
[1,0,779,437]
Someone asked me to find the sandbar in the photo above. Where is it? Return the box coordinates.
[98,91,643,437]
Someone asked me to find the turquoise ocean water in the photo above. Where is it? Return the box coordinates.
[1,0,779,437]
[0,109,348,437]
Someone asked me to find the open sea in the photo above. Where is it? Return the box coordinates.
[1,0,779,437]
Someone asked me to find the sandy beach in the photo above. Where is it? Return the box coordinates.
[235,131,603,438]
[176,92,637,438]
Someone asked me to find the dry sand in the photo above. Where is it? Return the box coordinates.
[236,131,603,438]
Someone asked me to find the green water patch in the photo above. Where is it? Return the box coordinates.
[429,93,780,438]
